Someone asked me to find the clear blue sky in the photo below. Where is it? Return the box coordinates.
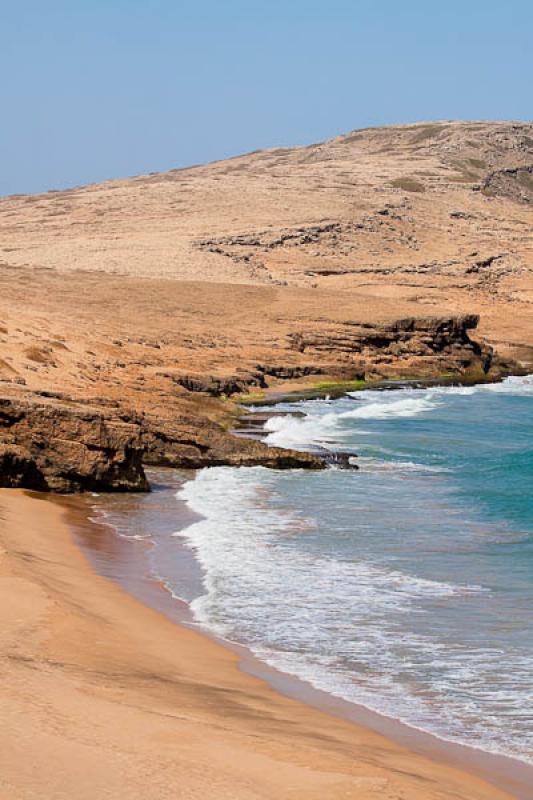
[1,0,531,195]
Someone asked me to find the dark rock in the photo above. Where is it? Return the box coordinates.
[482,165,533,204]
[141,413,325,471]
[0,397,149,493]
[318,450,358,470]
[167,371,266,397]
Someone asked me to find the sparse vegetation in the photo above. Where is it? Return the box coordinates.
[230,390,267,404]
[449,173,477,183]
[467,158,486,170]
[411,124,444,144]
[389,177,426,193]
[341,132,363,144]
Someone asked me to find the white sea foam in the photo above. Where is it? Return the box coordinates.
[477,374,533,395]
[263,375,533,452]
[171,467,533,763]
[340,395,440,419]
[428,374,533,396]
[177,468,478,638]
[264,391,440,450]
[356,457,450,474]
[168,378,533,763]
[263,413,340,449]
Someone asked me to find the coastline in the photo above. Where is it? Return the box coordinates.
[2,114,532,800]
[231,367,529,408]
[77,473,533,800]
[0,488,526,798]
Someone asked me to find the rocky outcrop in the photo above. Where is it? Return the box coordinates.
[164,364,325,397]
[287,314,502,378]
[163,371,266,397]
[141,413,324,471]
[482,165,533,204]
[258,364,325,380]
[158,316,502,401]
[0,394,325,493]
[0,311,516,493]
[0,398,149,493]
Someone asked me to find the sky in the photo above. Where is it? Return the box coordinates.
[1,0,531,196]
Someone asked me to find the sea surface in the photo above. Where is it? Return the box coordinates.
[92,375,533,765]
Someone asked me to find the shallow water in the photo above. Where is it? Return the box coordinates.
[92,375,533,765]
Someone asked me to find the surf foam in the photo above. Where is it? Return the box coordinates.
[171,466,533,763]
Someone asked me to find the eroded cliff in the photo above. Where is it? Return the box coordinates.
[0,296,514,491]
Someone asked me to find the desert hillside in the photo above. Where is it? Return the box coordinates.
[2,120,532,354]
[0,121,531,490]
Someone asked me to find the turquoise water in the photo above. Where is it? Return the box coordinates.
[174,377,533,763]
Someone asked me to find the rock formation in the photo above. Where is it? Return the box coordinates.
[0,398,149,492]
[0,305,513,492]
[0,394,326,493]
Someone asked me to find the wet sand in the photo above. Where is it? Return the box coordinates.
[0,487,528,800]
[78,474,533,800]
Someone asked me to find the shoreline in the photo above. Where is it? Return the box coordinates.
[232,368,528,408]
[76,475,533,800]
[0,486,527,799]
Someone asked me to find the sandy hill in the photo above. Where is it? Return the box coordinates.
[1,120,532,360]
[0,120,532,489]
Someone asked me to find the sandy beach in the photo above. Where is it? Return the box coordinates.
[0,487,526,800]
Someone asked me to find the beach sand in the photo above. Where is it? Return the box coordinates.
[0,488,522,800]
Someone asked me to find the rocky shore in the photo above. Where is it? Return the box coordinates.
[0,394,324,493]
[0,308,516,492]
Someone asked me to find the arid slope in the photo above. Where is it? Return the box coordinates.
[0,121,531,489]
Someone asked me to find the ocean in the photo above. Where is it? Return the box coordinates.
[90,375,533,766]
